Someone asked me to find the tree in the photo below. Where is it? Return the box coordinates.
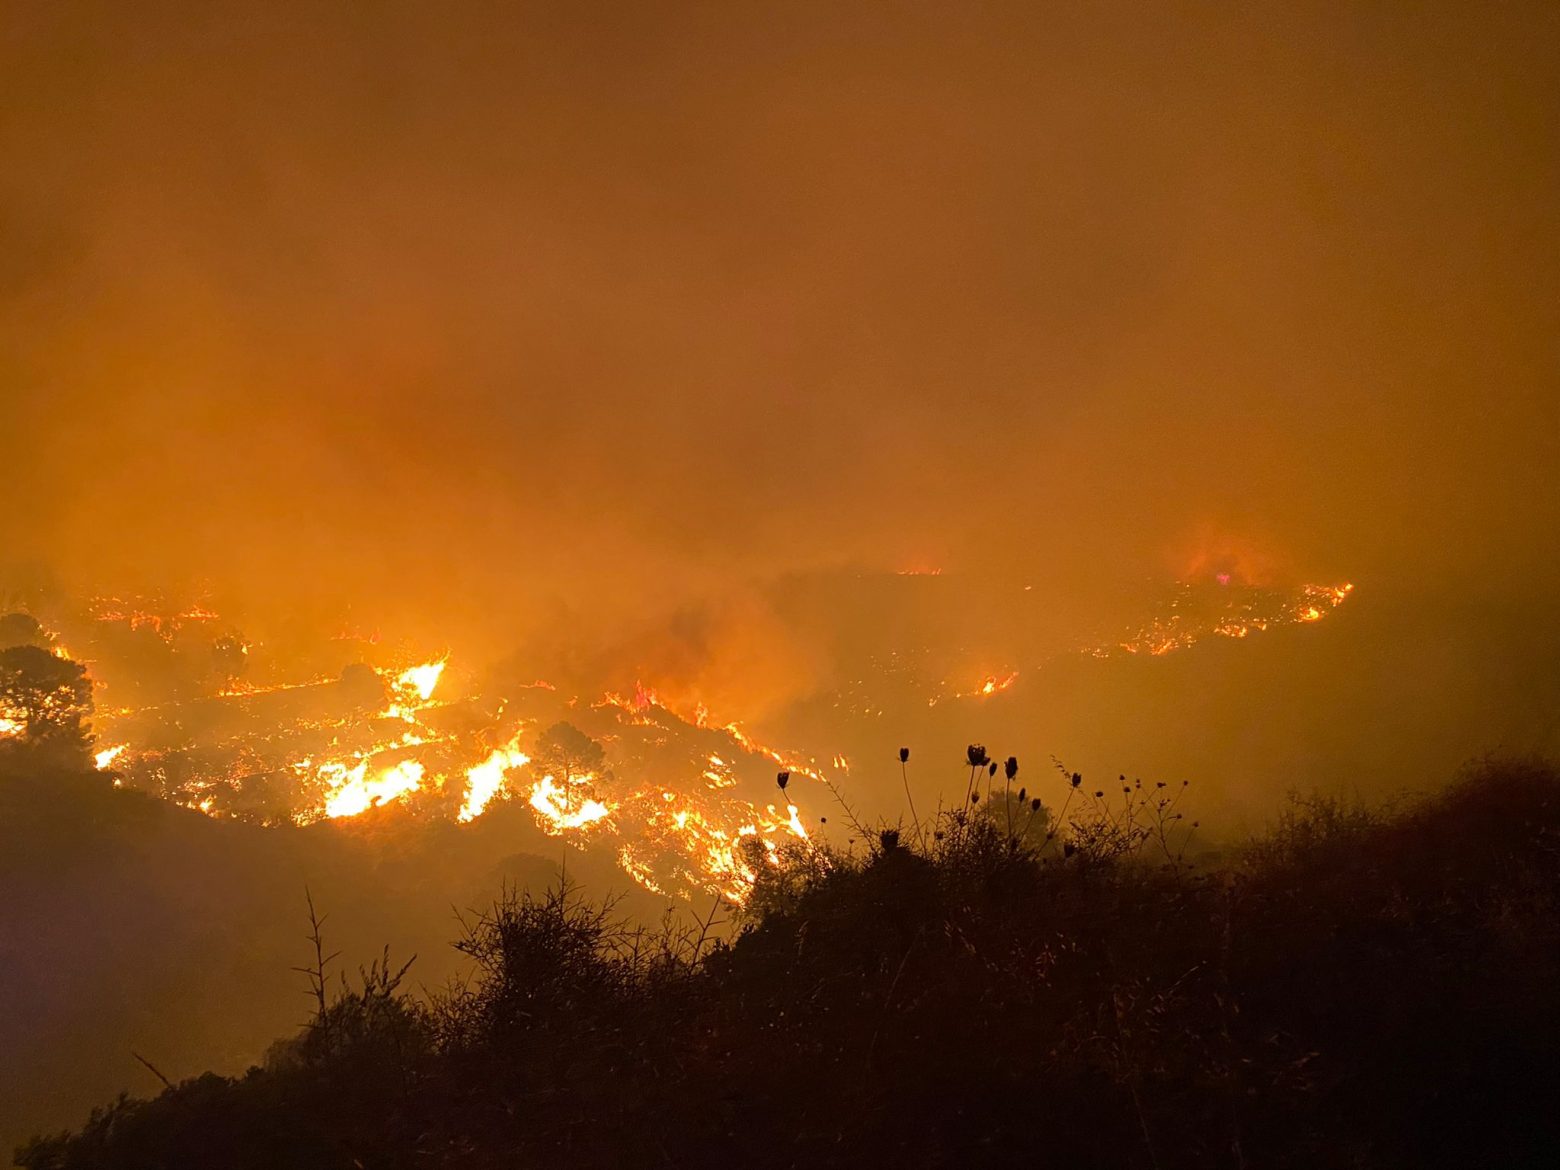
[0,644,94,767]
[530,721,606,783]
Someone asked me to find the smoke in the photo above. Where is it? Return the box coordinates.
[2,0,1555,631]
[1,0,1556,854]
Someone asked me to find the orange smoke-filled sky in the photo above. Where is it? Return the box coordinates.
[2,1,1555,636]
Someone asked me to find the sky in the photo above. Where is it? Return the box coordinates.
[2,0,1556,640]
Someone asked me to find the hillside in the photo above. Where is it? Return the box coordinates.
[0,767,659,1158]
[15,756,1560,1169]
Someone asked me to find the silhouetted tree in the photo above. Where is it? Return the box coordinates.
[0,644,94,768]
[531,721,606,783]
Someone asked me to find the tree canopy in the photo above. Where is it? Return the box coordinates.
[530,721,606,783]
[0,644,94,768]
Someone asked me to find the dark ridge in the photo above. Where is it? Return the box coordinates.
[15,756,1560,1170]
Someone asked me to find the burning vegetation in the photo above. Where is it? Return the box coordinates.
[0,591,834,906]
[0,575,1353,905]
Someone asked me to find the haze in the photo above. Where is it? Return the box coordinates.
[3,0,1555,642]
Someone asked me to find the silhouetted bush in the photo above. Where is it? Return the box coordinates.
[18,756,1560,1169]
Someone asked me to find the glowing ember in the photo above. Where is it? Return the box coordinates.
[1101,580,1354,658]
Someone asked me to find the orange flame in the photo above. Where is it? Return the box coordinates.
[527,773,614,833]
[323,759,426,819]
[459,741,529,823]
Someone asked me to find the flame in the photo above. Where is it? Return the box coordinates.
[595,687,831,788]
[625,793,813,905]
[784,802,808,839]
[960,671,1018,699]
[396,661,445,702]
[701,752,740,789]
[615,845,665,895]
[1103,580,1354,657]
[323,759,426,819]
[87,596,221,640]
[528,773,613,833]
[298,659,459,820]
[47,577,1352,903]
[72,652,463,825]
[382,659,447,721]
[459,743,529,822]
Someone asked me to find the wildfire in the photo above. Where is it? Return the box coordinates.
[12,573,1353,906]
[622,790,813,905]
[459,741,529,823]
[87,596,221,640]
[960,671,1019,699]
[527,773,614,833]
[1102,580,1354,657]
[322,759,427,819]
[396,661,445,702]
[553,687,827,901]
[596,687,832,788]
[64,619,826,902]
[382,659,447,721]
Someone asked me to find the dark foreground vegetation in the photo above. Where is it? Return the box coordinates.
[17,756,1560,1170]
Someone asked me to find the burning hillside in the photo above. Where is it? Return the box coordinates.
[1,573,1352,902]
[822,572,1355,718]
[0,593,834,905]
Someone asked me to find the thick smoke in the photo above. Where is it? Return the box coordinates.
[2,1,1556,630]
